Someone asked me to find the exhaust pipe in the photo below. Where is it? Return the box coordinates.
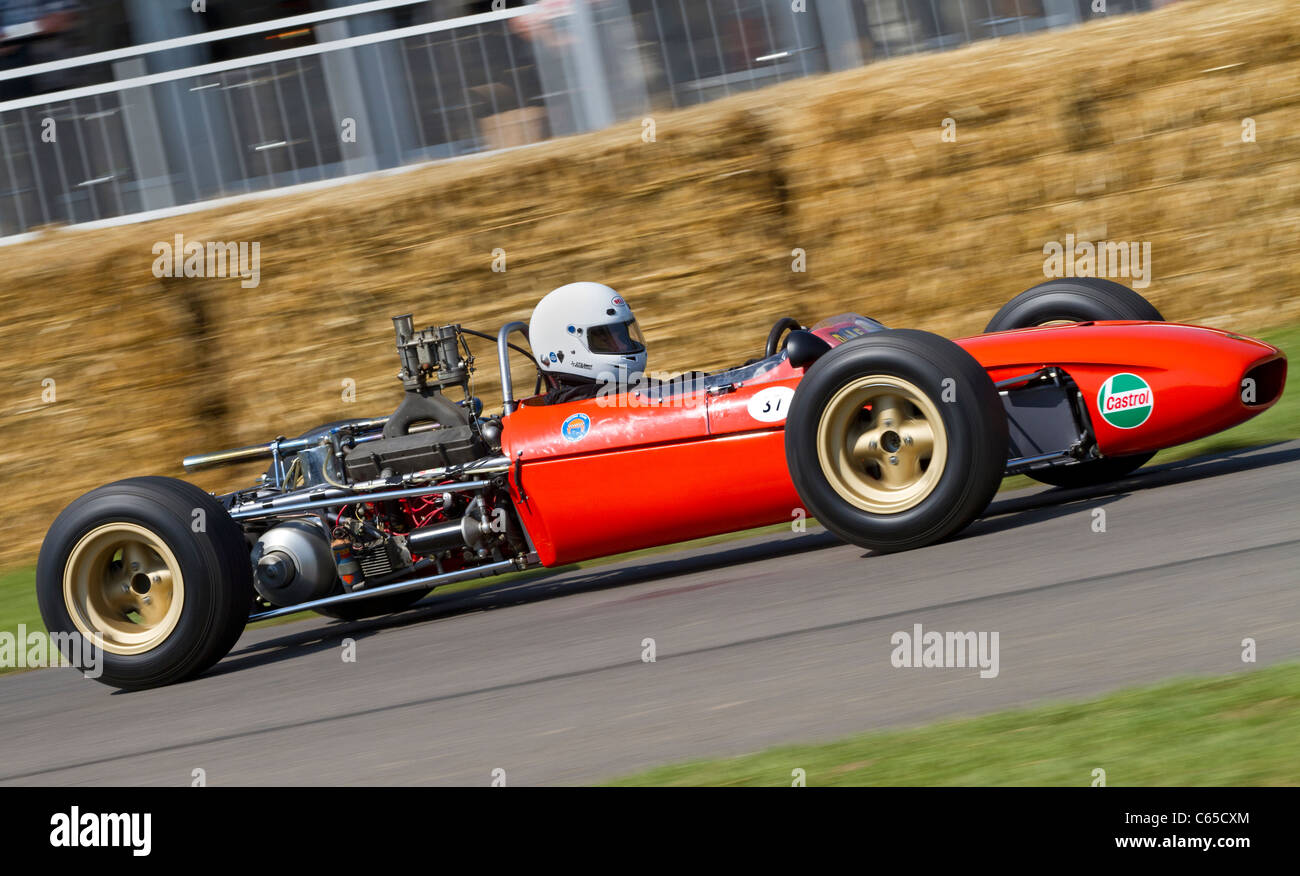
[406,498,494,555]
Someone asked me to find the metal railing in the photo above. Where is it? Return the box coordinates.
[0,1,570,236]
[0,0,1156,238]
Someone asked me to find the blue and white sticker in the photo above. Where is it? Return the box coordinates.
[561,413,591,442]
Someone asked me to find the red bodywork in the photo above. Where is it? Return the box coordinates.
[500,319,1286,567]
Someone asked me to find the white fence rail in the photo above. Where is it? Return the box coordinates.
[0,0,1154,238]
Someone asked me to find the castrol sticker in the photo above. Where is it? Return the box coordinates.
[1096,373,1154,429]
[747,386,795,423]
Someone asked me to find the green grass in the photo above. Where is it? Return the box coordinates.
[4,323,1297,672]
[0,567,40,639]
[609,662,1300,786]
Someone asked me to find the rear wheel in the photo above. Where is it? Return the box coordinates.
[986,279,1164,488]
[785,329,1008,553]
[36,477,253,689]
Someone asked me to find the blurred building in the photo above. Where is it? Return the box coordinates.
[0,0,1156,237]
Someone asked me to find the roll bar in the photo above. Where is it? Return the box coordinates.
[497,321,530,415]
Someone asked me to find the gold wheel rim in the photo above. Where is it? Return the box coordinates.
[63,523,185,656]
[815,375,949,514]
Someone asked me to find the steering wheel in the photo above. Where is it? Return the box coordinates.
[765,317,803,358]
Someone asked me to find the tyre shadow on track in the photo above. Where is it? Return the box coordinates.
[988,441,1300,517]
[958,441,1300,543]
[213,442,1299,678]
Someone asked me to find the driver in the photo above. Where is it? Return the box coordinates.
[529,282,647,406]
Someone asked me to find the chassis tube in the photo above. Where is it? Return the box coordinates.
[229,479,495,520]
[248,557,525,622]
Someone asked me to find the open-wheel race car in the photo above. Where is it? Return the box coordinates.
[37,278,1287,689]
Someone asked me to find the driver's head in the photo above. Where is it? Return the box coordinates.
[529,282,647,385]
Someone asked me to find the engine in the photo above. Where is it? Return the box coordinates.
[227,316,526,609]
[342,423,484,481]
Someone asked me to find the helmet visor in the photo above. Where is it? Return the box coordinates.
[586,319,645,355]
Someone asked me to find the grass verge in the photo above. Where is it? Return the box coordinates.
[608,662,1300,786]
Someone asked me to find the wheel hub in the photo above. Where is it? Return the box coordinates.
[63,523,185,656]
[815,375,949,514]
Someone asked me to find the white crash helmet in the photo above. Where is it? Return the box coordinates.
[529,282,647,383]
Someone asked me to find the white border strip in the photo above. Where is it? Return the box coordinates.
[0,0,451,82]
[0,5,534,112]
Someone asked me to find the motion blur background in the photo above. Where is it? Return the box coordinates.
[0,0,1162,229]
[0,0,1297,567]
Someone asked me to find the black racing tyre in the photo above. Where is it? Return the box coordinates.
[785,329,1008,553]
[313,588,431,621]
[984,277,1163,332]
[985,279,1163,487]
[36,477,254,690]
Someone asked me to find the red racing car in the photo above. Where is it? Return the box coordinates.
[36,278,1286,688]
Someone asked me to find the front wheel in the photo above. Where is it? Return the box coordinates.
[984,277,1163,331]
[36,477,253,690]
[785,329,1008,553]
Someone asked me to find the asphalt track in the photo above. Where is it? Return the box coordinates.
[2,442,1297,786]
